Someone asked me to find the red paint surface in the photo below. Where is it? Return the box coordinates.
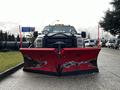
[20,48,101,73]
[61,48,101,72]
[20,48,58,72]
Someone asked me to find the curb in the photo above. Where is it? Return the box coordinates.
[0,63,24,79]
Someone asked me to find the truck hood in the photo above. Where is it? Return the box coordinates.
[37,33,81,38]
[47,33,73,37]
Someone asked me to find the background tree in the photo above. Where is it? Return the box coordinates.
[8,34,12,41]
[2,32,8,49]
[100,0,120,37]
[0,30,3,41]
[16,34,20,41]
[22,36,26,41]
[3,32,8,41]
[11,34,15,41]
[0,30,3,49]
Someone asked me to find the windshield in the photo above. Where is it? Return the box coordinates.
[42,25,77,34]
[85,41,89,43]
[90,40,94,42]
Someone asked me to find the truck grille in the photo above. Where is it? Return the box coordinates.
[43,37,77,48]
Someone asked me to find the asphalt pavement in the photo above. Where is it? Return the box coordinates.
[0,48,120,90]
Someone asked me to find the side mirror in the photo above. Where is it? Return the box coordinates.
[33,31,38,38]
[81,31,86,38]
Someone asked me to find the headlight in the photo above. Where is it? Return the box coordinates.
[77,38,84,48]
[34,38,43,47]
[71,30,76,35]
[44,30,49,35]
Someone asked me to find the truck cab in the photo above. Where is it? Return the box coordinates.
[34,24,85,49]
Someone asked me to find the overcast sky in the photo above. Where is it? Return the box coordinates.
[0,0,112,30]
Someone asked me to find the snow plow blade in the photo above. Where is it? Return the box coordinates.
[60,48,101,75]
[20,48,101,76]
[20,48,59,76]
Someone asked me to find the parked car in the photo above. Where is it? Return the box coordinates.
[106,39,115,48]
[100,39,107,47]
[85,39,96,47]
[113,39,120,49]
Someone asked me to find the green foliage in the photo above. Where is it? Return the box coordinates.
[11,34,15,41]
[4,32,8,41]
[0,30,28,41]
[0,30,3,41]
[17,34,20,41]
[0,31,23,41]
[100,0,120,36]
[7,34,15,41]
[22,36,26,41]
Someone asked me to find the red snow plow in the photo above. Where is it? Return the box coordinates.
[20,48,100,76]
[20,24,101,76]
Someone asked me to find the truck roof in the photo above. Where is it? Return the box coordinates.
[42,24,77,34]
